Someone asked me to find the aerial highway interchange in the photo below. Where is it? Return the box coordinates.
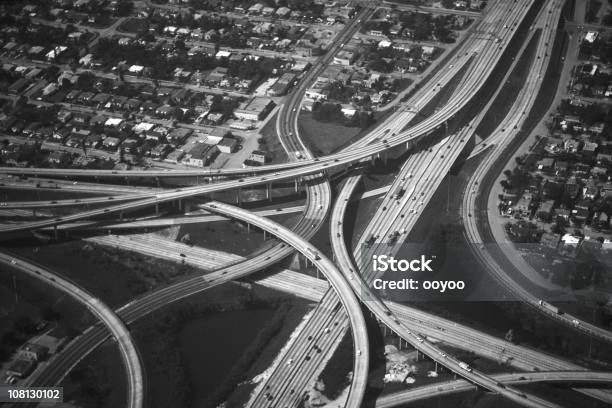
[2,0,612,408]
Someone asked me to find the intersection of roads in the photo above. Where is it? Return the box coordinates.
[2,1,612,408]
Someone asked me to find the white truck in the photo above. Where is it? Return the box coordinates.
[458,362,472,372]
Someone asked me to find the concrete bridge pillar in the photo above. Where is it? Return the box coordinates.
[290,253,302,270]
[266,183,271,200]
[155,204,159,215]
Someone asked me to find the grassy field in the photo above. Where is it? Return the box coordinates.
[10,240,200,308]
[117,17,148,33]
[62,341,127,408]
[0,267,94,363]
[298,113,362,156]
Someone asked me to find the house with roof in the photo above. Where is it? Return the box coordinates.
[234,98,275,122]
[333,50,357,66]
[105,117,123,128]
[46,46,67,61]
[48,150,70,165]
[218,137,238,154]
[206,67,228,86]
[20,343,48,362]
[514,192,533,215]
[151,144,171,159]
[77,92,95,104]
[85,133,103,148]
[146,126,169,142]
[536,158,555,172]
[92,93,111,108]
[183,143,218,167]
[8,78,31,94]
[554,207,571,222]
[248,3,264,14]
[572,201,590,224]
[583,182,599,200]
[102,136,121,150]
[536,200,555,222]
[6,359,36,379]
[125,98,142,111]
[276,6,291,18]
[155,104,180,119]
[243,150,267,167]
[167,128,191,144]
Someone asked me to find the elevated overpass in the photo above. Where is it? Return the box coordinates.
[461,0,612,344]
[328,136,567,408]
[17,229,612,406]
[376,371,612,408]
[1,0,538,235]
[0,252,144,408]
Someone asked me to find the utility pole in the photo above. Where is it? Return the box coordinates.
[12,274,18,304]
[446,178,450,214]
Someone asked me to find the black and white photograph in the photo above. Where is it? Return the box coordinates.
[0,0,611,407]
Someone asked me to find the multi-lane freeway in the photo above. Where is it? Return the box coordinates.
[4,0,612,407]
[0,0,535,234]
[462,0,612,343]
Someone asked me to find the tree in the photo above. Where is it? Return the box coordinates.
[44,65,60,81]
[175,39,186,52]
[504,329,516,343]
[116,0,133,16]
[14,316,36,335]
[313,103,344,123]
[41,306,61,321]
[77,71,96,91]
[413,13,431,41]
[14,95,27,109]
[367,58,391,73]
